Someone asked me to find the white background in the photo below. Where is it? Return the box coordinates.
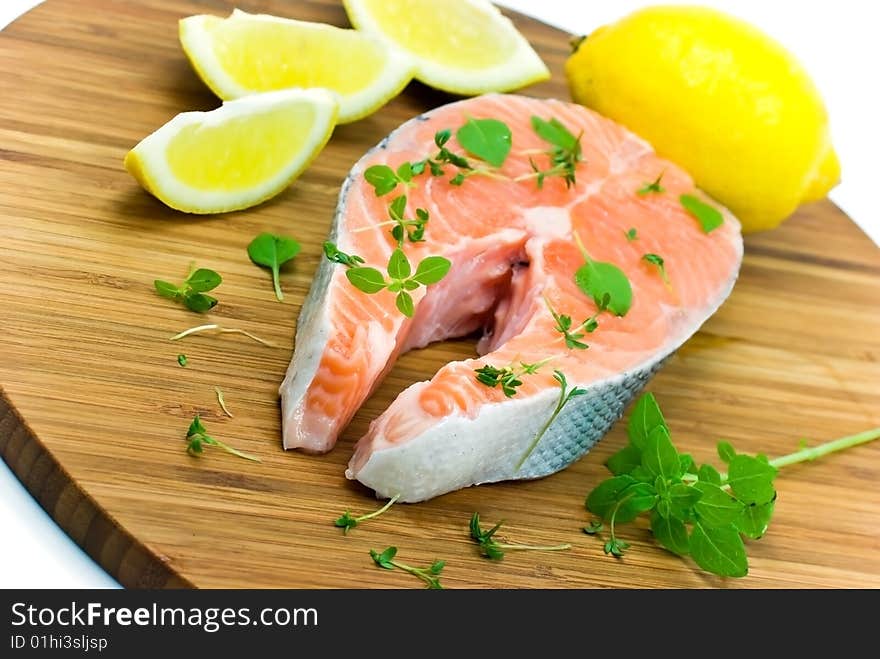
[1,0,877,588]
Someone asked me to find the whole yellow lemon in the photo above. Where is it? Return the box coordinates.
[566,6,839,232]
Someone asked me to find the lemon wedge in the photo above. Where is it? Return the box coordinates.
[179,10,414,124]
[124,89,337,214]
[343,0,549,95]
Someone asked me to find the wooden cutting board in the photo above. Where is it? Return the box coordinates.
[1,0,879,589]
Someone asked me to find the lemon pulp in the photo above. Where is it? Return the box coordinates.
[166,103,317,191]
[355,0,516,69]
[199,15,386,95]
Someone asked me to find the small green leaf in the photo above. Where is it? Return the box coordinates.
[574,259,633,316]
[693,482,744,527]
[323,242,364,268]
[346,267,387,294]
[154,280,181,299]
[396,162,413,183]
[680,194,724,233]
[434,129,451,148]
[627,393,666,450]
[412,256,451,285]
[177,354,187,367]
[583,520,604,535]
[717,441,737,464]
[689,522,748,577]
[456,117,512,167]
[187,415,206,437]
[641,425,681,481]
[625,228,638,241]
[679,453,696,475]
[651,510,689,556]
[387,248,412,280]
[186,268,222,292]
[614,482,658,523]
[388,195,407,221]
[247,233,301,301]
[184,292,218,313]
[585,475,638,519]
[396,291,414,317]
[628,466,653,483]
[698,463,723,485]
[667,483,702,520]
[364,165,399,196]
[429,560,445,575]
[726,454,778,505]
[656,498,671,518]
[530,116,578,151]
[606,445,642,476]
[369,546,397,569]
[735,501,775,539]
[638,175,666,196]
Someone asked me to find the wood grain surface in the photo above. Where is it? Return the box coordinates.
[1,0,879,589]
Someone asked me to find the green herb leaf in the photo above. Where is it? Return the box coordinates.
[396,291,414,317]
[626,392,666,450]
[698,463,723,485]
[154,280,181,299]
[456,117,512,167]
[177,354,187,367]
[396,162,413,183]
[531,116,578,151]
[184,414,259,463]
[606,445,642,476]
[434,129,451,148]
[641,425,681,481]
[666,483,702,520]
[651,510,689,555]
[680,453,697,475]
[387,248,412,280]
[323,242,365,268]
[335,494,399,534]
[388,195,407,222]
[735,501,775,539]
[369,546,397,569]
[717,441,737,464]
[186,268,223,293]
[365,165,401,196]
[575,258,633,316]
[638,173,665,196]
[183,292,218,313]
[680,194,724,233]
[412,255,451,285]
[586,475,639,519]
[470,512,570,560]
[615,482,658,523]
[346,267,387,294]
[583,520,604,535]
[247,233,301,301]
[625,228,638,242]
[693,482,744,527]
[689,522,748,577]
[726,454,778,505]
[527,116,583,188]
[642,253,669,285]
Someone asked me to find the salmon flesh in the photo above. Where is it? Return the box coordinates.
[281,94,743,502]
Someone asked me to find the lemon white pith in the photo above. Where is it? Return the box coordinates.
[124,89,337,214]
[179,10,414,124]
[343,0,550,95]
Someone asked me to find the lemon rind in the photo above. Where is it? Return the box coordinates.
[342,0,550,95]
[179,10,415,124]
[123,89,338,214]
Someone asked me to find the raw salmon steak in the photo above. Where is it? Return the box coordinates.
[281,94,743,502]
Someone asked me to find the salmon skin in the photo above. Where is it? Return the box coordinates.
[281,94,743,502]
